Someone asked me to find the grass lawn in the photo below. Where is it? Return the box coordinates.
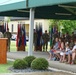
[10,41,17,52]
[10,40,29,52]
[10,40,50,52]
[0,61,13,73]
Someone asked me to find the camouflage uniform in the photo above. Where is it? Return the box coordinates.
[4,30,12,52]
[42,31,49,51]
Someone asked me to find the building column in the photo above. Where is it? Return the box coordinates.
[28,8,34,56]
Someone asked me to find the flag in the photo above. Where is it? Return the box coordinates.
[16,23,19,46]
[39,23,42,36]
[50,25,53,46]
[2,23,4,33]
[39,23,43,45]
[37,24,42,46]
[35,23,38,33]
[35,24,39,46]
[3,22,6,33]
[16,23,22,47]
[18,36,22,47]
[3,22,9,33]
[53,26,56,34]
[6,22,9,31]
[21,24,26,46]
[18,23,22,47]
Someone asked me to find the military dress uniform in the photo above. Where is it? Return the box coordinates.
[4,31,12,52]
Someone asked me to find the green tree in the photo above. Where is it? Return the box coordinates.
[49,20,76,34]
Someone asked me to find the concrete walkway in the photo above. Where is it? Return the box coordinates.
[7,51,76,73]
[0,72,75,75]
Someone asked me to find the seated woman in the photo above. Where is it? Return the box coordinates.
[54,37,64,61]
[62,42,71,63]
[64,40,76,64]
[59,40,65,62]
[71,40,76,64]
[48,37,60,60]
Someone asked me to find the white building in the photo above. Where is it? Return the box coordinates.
[0,17,50,35]
[8,19,50,35]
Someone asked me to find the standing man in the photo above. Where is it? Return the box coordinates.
[4,29,12,52]
[42,30,49,51]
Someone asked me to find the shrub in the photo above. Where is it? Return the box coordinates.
[31,58,49,70]
[13,59,28,69]
[24,56,36,67]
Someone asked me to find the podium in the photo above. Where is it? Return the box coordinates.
[0,38,7,64]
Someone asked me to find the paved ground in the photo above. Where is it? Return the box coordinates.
[7,51,76,73]
[0,72,75,75]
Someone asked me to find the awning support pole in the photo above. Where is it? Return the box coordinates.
[28,8,34,56]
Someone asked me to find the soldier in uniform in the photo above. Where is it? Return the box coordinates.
[0,31,3,38]
[42,30,49,51]
[4,29,12,52]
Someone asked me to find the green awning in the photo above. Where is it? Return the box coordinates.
[0,0,76,20]
[28,0,76,8]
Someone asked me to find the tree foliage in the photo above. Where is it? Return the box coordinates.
[49,19,76,34]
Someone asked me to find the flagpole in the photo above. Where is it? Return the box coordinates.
[28,8,34,56]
